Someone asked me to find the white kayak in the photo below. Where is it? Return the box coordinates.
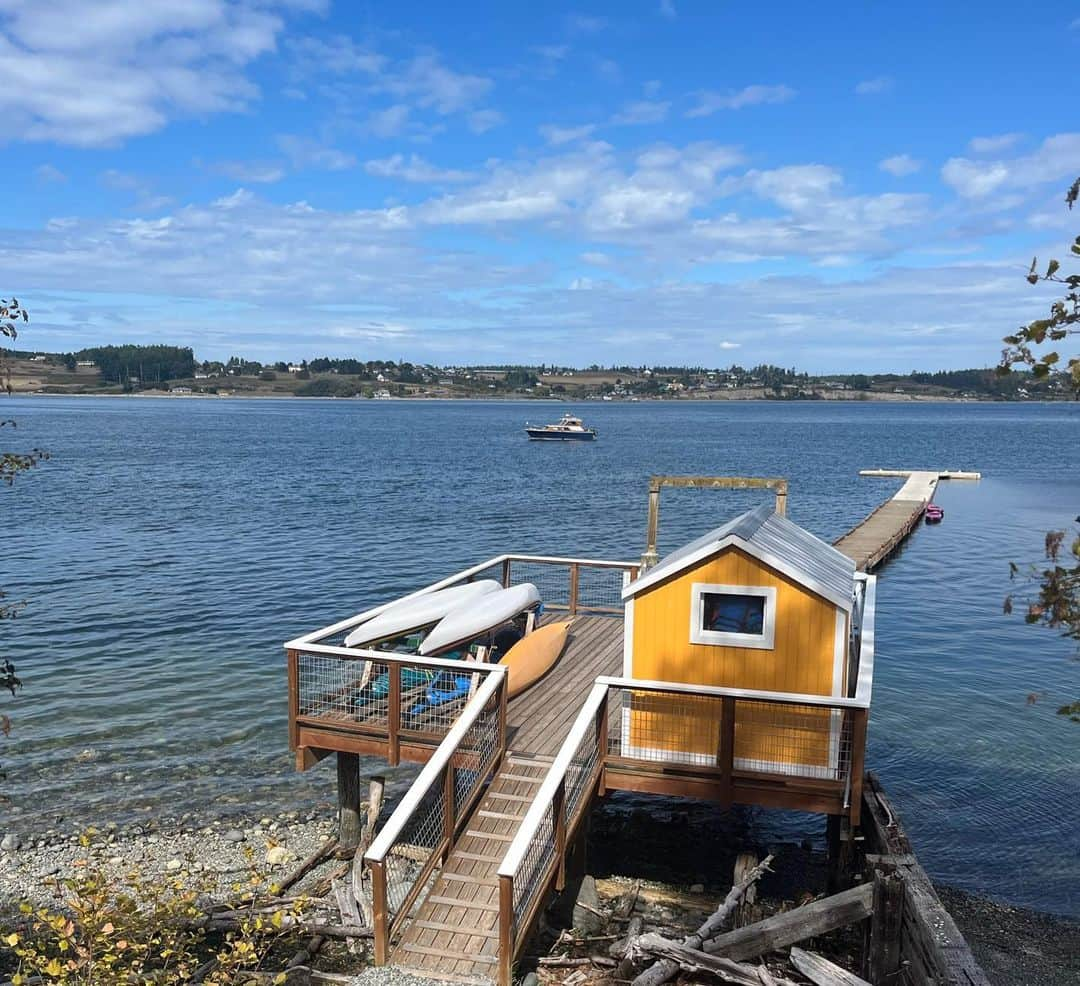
[419,583,541,656]
[344,580,502,648]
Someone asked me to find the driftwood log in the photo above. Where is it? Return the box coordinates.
[632,934,799,986]
[630,853,774,986]
[704,883,874,962]
[789,946,871,986]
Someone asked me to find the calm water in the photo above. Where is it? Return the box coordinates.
[2,397,1078,915]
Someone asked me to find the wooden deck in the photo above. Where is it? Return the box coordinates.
[391,615,622,982]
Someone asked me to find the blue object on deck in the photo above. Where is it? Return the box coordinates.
[408,672,471,716]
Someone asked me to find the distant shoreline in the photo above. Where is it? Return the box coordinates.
[10,389,1056,404]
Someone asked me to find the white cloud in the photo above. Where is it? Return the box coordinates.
[879,154,922,177]
[612,100,670,125]
[35,163,67,183]
[941,133,1080,198]
[540,123,597,145]
[276,134,356,171]
[365,153,473,183]
[0,0,295,146]
[566,13,607,34]
[377,53,491,114]
[532,44,569,61]
[580,251,611,266]
[686,84,795,117]
[366,104,411,138]
[468,109,503,134]
[968,133,1022,154]
[855,76,893,95]
[209,159,287,183]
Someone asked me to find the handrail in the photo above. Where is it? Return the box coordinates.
[284,552,638,650]
[291,641,507,671]
[497,679,608,880]
[366,666,507,863]
[593,674,870,710]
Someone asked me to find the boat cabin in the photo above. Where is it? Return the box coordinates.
[622,503,857,778]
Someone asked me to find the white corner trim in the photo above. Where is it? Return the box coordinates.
[689,582,777,650]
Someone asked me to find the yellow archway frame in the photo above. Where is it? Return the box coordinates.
[642,475,789,569]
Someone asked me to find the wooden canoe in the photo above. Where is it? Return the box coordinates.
[498,621,572,698]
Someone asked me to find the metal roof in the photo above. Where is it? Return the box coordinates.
[623,502,856,610]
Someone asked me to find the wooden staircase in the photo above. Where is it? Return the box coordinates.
[391,754,554,982]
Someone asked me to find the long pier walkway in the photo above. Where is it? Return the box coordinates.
[833,469,978,571]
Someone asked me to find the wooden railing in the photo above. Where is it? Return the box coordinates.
[363,667,509,963]
[284,553,638,767]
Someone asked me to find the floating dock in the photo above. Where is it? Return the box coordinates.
[834,469,979,571]
[285,469,982,985]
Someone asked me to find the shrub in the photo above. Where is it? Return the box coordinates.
[3,837,309,984]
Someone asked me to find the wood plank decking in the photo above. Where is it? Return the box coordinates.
[833,470,939,571]
[390,614,623,982]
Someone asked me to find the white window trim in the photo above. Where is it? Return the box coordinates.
[689,582,777,650]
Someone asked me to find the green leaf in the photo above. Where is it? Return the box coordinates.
[1046,258,1060,277]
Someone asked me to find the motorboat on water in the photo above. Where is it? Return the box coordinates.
[924,503,944,524]
[525,413,598,441]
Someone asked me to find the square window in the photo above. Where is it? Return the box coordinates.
[690,583,776,649]
[701,592,765,635]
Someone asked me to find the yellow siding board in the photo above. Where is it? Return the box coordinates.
[628,546,841,773]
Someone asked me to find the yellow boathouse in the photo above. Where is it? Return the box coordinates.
[622,503,858,778]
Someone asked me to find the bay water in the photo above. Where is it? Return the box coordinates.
[2,397,1077,915]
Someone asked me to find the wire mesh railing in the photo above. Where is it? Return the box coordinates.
[497,675,868,980]
[496,681,609,981]
[364,668,507,963]
[605,681,857,782]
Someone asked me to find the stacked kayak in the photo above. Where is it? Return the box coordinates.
[347,581,545,714]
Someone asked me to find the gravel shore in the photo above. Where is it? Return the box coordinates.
[0,810,337,911]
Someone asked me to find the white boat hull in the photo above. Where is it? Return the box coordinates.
[344,580,502,647]
[419,583,541,655]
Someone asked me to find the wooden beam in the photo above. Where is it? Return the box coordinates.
[703,883,873,962]
[336,752,362,850]
[868,872,903,985]
[631,934,800,986]
[287,649,300,752]
[790,947,871,986]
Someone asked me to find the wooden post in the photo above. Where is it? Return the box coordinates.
[643,480,662,568]
[443,763,456,852]
[387,663,401,767]
[370,861,389,965]
[501,558,512,587]
[826,814,842,894]
[568,562,580,615]
[775,486,788,516]
[595,687,610,796]
[498,873,514,986]
[868,871,903,985]
[287,649,299,752]
[498,675,508,762]
[849,710,868,826]
[553,778,568,891]
[717,696,736,806]
[337,752,362,850]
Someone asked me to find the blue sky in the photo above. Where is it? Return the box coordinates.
[3,1,1078,371]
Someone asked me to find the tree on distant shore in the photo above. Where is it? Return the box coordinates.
[999,181,1080,722]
